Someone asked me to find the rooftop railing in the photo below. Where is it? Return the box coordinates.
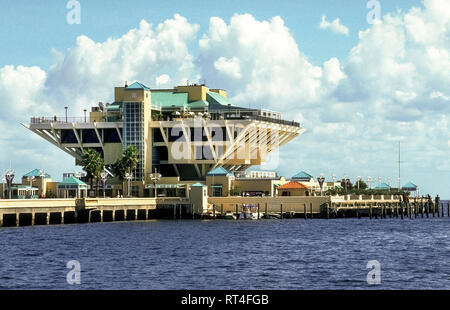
[30,117,91,124]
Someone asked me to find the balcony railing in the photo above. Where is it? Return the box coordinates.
[234,115,300,127]
[30,117,90,124]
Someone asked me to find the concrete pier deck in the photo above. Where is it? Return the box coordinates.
[0,198,158,227]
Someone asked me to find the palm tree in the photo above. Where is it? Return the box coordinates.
[123,145,139,174]
[112,157,127,196]
[112,146,139,196]
[81,149,104,197]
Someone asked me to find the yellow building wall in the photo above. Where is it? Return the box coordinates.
[175,85,209,102]
[206,175,231,197]
[90,111,106,122]
[46,182,59,198]
[233,179,286,197]
[114,87,125,101]
[210,89,227,98]
[123,89,148,102]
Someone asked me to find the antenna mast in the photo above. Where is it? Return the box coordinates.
[398,141,401,190]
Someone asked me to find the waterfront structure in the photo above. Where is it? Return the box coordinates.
[402,181,419,197]
[57,176,88,198]
[278,181,310,196]
[375,182,391,190]
[205,167,287,197]
[291,171,321,192]
[24,82,304,196]
[21,169,51,197]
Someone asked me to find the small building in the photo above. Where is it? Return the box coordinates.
[375,182,391,190]
[57,176,88,198]
[292,171,320,192]
[233,174,286,197]
[22,169,52,197]
[277,181,310,196]
[402,182,419,196]
[206,167,234,197]
[10,185,39,199]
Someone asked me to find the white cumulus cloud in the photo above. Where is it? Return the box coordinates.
[319,15,350,36]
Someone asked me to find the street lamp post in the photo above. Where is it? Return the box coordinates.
[356,176,361,191]
[28,175,35,187]
[367,176,372,189]
[84,109,87,123]
[64,106,68,123]
[317,174,325,196]
[344,174,348,193]
[100,171,108,198]
[5,170,14,199]
[149,169,162,198]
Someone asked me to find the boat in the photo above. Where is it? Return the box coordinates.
[222,211,237,220]
[239,205,261,220]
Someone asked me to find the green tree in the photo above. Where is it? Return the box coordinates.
[81,149,104,197]
[112,156,127,195]
[354,180,368,190]
[123,145,139,174]
[112,146,139,196]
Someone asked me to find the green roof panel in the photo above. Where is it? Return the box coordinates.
[207,91,231,108]
[23,169,51,178]
[126,81,150,91]
[151,92,189,109]
[59,176,87,186]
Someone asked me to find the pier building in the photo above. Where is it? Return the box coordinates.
[23,82,304,196]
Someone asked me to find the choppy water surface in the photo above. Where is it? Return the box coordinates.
[1,211,450,289]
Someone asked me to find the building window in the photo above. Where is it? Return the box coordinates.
[212,185,223,197]
[123,102,145,180]
[132,186,139,197]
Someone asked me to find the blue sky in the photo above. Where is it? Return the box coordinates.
[0,0,421,68]
[1,0,449,198]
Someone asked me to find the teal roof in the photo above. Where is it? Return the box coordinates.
[188,100,209,109]
[292,171,314,181]
[23,169,51,178]
[207,167,232,176]
[11,185,39,190]
[58,176,87,186]
[402,182,418,190]
[207,91,231,108]
[191,182,206,187]
[375,182,390,190]
[151,92,189,108]
[126,81,150,91]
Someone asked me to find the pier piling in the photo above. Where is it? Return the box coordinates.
[304,203,307,220]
